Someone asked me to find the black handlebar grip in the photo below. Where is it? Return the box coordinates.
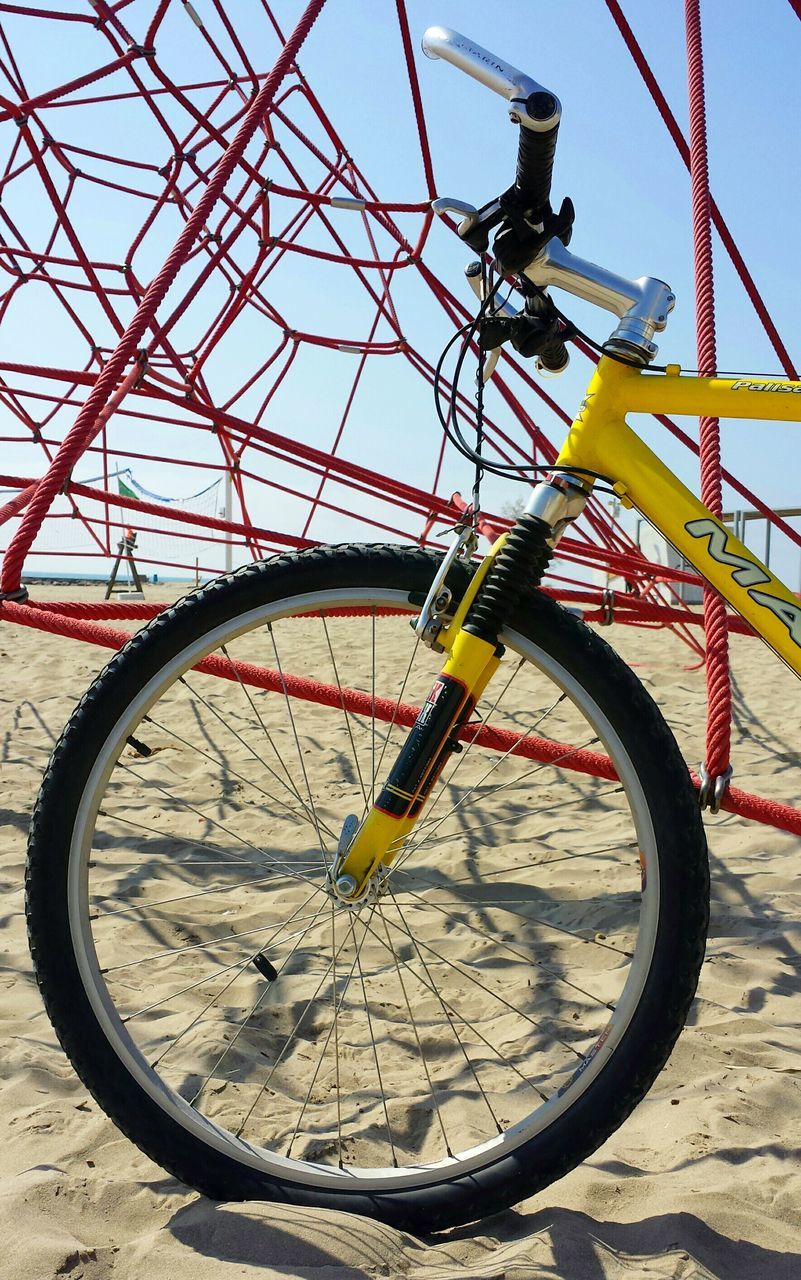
[537,334,569,374]
[514,92,560,220]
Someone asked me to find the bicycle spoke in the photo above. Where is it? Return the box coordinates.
[387,744,611,876]
[234,908,368,1142]
[353,908,550,1102]
[353,916,398,1165]
[373,906,588,1058]
[374,900,453,1159]
[284,907,368,1162]
[404,684,566,843]
[142,710,322,833]
[150,890,332,1078]
[384,883,503,1135]
[371,627,422,785]
[93,869,300,921]
[392,876,634,959]
[124,953,264,1023]
[394,840,637,893]
[387,774,611,889]
[188,984,272,1106]
[198,888,348,1113]
[102,891,327,974]
[386,880,617,1011]
[330,902,343,1165]
[267,623,331,872]
[95,809,288,872]
[108,760,327,897]
[220,642,314,816]
[176,673,336,841]
[151,953,256,1072]
[321,614,368,813]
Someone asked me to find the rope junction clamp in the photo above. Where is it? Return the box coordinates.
[600,588,615,626]
[698,762,733,814]
[0,586,29,604]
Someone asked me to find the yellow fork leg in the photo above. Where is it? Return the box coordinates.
[335,627,500,895]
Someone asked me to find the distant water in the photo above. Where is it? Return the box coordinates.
[21,570,195,584]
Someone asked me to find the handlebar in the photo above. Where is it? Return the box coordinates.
[426,25,675,368]
[422,25,561,219]
[514,99,559,219]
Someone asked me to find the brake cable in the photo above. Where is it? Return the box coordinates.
[433,277,612,487]
[470,255,489,528]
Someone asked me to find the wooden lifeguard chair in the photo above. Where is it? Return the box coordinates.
[105,527,146,600]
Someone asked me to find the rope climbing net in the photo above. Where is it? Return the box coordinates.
[0,0,799,836]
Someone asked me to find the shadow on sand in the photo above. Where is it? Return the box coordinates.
[164,1195,801,1280]
[440,1203,801,1280]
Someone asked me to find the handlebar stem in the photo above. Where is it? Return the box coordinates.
[524,239,675,363]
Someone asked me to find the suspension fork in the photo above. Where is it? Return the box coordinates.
[333,473,590,901]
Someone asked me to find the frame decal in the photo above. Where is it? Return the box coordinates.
[685,518,801,649]
[556,357,801,675]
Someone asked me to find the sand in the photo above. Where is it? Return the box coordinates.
[1,582,800,1280]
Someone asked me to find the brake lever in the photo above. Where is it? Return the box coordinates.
[464,261,518,382]
[431,196,479,240]
[432,196,504,253]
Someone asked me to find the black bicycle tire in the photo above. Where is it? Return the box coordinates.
[26,544,709,1232]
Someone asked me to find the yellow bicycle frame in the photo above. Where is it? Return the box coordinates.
[558,358,801,676]
[337,359,801,894]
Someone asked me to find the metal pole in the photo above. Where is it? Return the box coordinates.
[224,470,233,574]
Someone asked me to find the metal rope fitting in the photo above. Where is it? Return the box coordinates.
[0,586,29,604]
[600,588,615,626]
[698,762,733,814]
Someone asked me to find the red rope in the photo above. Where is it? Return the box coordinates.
[606,0,797,378]
[0,472,312,551]
[685,0,731,785]
[1,580,759,636]
[0,0,327,595]
[0,478,37,527]
[2,596,799,835]
[0,3,797,839]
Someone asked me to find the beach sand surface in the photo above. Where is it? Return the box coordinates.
[1,583,799,1280]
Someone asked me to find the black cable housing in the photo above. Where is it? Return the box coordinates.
[432,280,611,485]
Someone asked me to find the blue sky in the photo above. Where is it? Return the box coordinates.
[1,1,800,583]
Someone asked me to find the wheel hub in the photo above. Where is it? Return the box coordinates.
[327,864,389,909]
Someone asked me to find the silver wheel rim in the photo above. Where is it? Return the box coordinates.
[67,582,660,1192]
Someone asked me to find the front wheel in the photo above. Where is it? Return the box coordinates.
[26,545,708,1231]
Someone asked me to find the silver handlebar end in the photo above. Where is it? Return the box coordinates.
[422,26,560,132]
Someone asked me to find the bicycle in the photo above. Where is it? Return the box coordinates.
[25,26,801,1233]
